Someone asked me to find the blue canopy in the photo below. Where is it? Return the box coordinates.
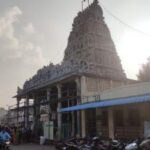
[59,94,150,113]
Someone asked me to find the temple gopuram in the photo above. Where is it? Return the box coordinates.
[14,0,130,139]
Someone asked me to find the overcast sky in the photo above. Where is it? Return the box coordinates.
[0,0,150,108]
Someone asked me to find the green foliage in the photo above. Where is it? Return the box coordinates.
[137,57,150,81]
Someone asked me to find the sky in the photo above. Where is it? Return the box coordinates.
[0,0,150,108]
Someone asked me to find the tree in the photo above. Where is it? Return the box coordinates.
[137,57,150,81]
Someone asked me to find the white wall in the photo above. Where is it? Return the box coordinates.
[81,76,124,103]
[101,82,150,100]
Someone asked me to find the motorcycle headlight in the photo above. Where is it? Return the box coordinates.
[6,141,10,145]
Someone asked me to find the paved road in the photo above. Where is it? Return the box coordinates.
[11,143,56,150]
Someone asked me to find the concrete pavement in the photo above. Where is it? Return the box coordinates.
[11,143,56,150]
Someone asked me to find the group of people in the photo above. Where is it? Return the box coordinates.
[0,125,33,145]
[12,126,33,144]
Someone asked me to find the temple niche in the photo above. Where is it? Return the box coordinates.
[22,0,126,92]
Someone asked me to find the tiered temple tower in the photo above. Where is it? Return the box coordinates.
[14,0,127,140]
[64,0,126,80]
[22,0,126,92]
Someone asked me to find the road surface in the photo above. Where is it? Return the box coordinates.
[12,143,56,150]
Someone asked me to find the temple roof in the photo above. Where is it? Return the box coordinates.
[18,0,126,94]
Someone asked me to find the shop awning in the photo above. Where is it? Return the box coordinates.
[59,94,150,113]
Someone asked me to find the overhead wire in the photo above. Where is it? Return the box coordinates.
[99,1,150,38]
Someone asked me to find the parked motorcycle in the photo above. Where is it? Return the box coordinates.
[125,139,142,150]
[55,140,68,150]
[139,139,150,150]
[55,137,144,150]
[106,139,126,150]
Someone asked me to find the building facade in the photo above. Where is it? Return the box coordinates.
[6,101,33,128]
[60,82,150,139]
[14,0,128,139]
[0,108,7,125]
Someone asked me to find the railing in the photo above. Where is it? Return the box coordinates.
[81,95,101,103]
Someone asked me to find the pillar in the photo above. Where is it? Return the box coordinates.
[17,97,21,127]
[47,88,51,120]
[96,108,102,136]
[141,104,149,137]
[57,84,62,139]
[33,94,36,131]
[81,110,86,137]
[75,77,81,104]
[81,76,86,103]
[47,88,51,139]
[108,108,115,139]
[33,94,40,137]
[71,100,75,137]
[123,106,128,138]
[80,76,86,137]
[75,77,81,137]
[123,106,128,127]
[25,96,29,128]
